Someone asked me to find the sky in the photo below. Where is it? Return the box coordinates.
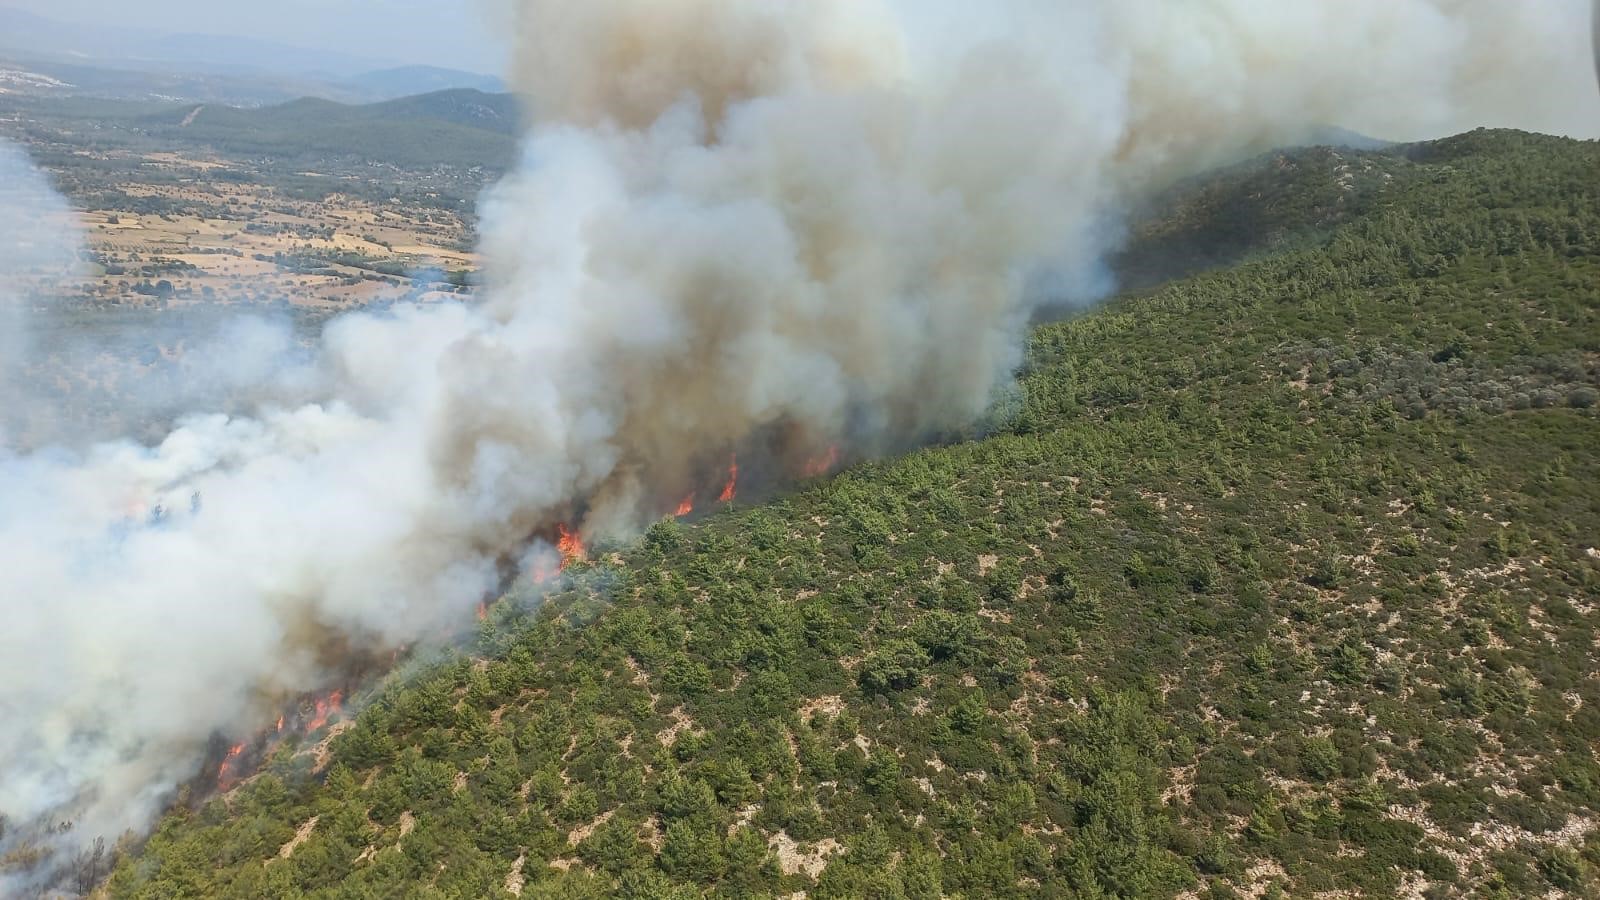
[0,0,507,75]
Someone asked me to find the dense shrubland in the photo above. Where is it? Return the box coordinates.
[102,130,1600,898]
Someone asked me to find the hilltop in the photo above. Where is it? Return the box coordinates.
[88,130,1600,899]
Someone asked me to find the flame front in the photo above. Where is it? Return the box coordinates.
[216,743,246,791]
[557,523,586,566]
[674,495,695,518]
[802,445,841,479]
[719,456,739,503]
[305,690,343,733]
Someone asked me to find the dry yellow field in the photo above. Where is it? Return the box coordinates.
[77,180,478,311]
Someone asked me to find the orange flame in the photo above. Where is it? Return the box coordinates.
[530,523,588,584]
[674,495,695,518]
[306,690,343,732]
[275,715,285,733]
[217,742,247,790]
[529,558,559,585]
[719,455,739,503]
[802,445,841,478]
[476,600,488,621]
[557,523,586,566]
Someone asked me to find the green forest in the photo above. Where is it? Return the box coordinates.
[102,130,1600,898]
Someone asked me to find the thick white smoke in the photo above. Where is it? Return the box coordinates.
[1593,0,1600,91]
[0,144,84,445]
[3,0,1598,889]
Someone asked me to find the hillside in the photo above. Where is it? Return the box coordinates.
[94,130,1600,899]
[0,90,521,172]
[132,90,522,138]
[135,89,521,170]
[1112,144,1411,291]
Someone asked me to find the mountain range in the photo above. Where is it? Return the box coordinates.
[0,8,503,105]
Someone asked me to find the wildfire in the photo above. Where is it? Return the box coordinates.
[557,523,586,566]
[525,523,589,586]
[802,445,841,479]
[719,455,739,503]
[305,690,343,732]
[476,600,489,621]
[674,495,695,518]
[275,715,285,733]
[217,742,246,791]
[529,558,559,585]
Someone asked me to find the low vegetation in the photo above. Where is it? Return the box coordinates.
[0,91,514,217]
[96,130,1600,898]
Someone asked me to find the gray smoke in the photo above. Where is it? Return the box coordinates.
[4,0,1599,890]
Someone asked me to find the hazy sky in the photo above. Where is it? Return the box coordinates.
[0,0,507,75]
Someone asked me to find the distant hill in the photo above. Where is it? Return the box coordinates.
[347,66,506,101]
[134,89,521,169]
[0,8,388,80]
[7,88,524,171]
[136,89,521,136]
[363,89,521,134]
[0,8,502,105]
[0,8,137,63]
[0,54,337,106]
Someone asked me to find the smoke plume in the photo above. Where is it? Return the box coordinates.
[1594,0,1600,92]
[0,143,83,444]
[3,0,1598,889]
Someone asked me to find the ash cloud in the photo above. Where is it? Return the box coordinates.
[4,0,1599,889]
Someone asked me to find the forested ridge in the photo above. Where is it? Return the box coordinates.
[101,130,1600,899]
